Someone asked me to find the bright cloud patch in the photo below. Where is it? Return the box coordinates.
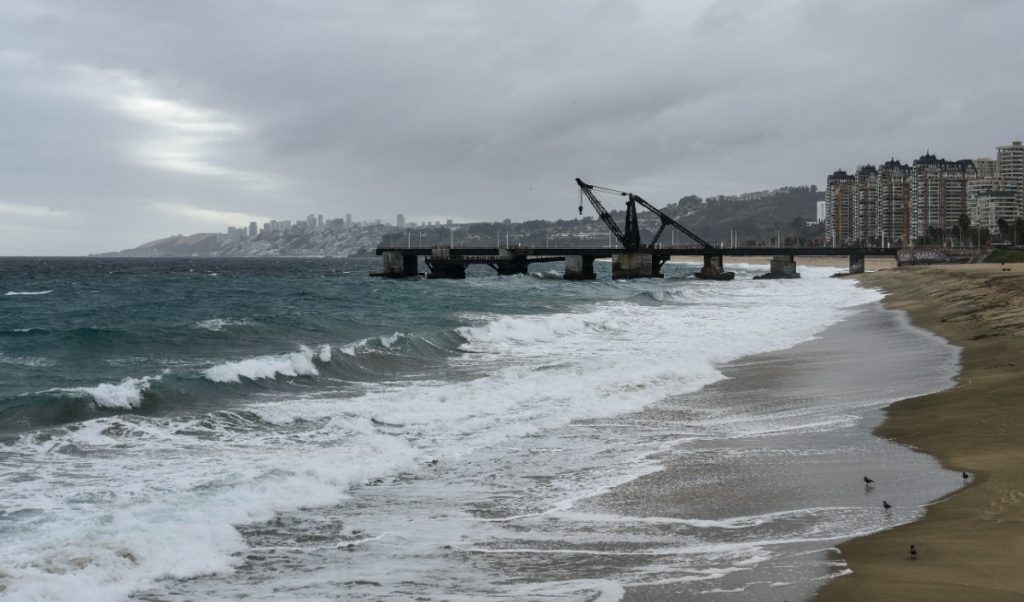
[153,202,271,227]
[68,65,277,188]
[0,202,69,220]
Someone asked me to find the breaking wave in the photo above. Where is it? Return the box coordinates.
[64,374,163,409]
[204,345,333,383]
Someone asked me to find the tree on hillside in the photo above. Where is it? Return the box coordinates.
[959,214,971,247]
[997,218,1010,242]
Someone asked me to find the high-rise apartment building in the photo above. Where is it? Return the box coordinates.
[997,140,1024,203]
[826,170,855,244]
[827,151,979,246]
[396,213,405,228]
[877,159,912,246]
[974,157,998,179]
[853,165,878,243]
[909,153,974,243]
[976,190,1020,236]
[968,160,1000,228]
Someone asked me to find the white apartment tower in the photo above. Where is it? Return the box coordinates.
[976,190,1020,237]
[997,140,1024,203]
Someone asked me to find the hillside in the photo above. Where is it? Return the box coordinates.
[98,185,826,257]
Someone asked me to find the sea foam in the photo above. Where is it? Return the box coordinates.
[4,290,53,296]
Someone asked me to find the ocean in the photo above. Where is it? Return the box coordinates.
[0,257,960,601]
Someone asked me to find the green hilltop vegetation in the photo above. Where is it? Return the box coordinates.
[985,249,1024,263]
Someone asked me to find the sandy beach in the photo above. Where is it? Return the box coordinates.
[816,263,1024,601]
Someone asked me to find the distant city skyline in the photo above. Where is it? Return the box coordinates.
[3,1,1024,255]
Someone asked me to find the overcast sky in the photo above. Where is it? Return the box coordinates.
[2,0,1023,255]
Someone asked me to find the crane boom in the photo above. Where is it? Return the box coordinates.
[575,178,712,251]
[629,194,714,250]
[576,178,638,251]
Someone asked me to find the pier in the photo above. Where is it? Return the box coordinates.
[372,245,899,280]
[371,177,898,280]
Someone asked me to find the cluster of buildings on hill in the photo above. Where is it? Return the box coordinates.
[825,140,1024,246]
[223,212,354,242]
[222,212,460,242]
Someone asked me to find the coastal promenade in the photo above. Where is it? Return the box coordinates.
[817,264,1024,601]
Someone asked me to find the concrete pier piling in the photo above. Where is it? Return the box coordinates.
[425,260,467,279]
[371,250,419,278]
[564,255,597,280]
[372,245,896,281]
[424,246,467,279]
[849,253,865,274]
[755,255,800,279]
[612,253,663,279]
[695,254,736,280]
[489,251,529,276]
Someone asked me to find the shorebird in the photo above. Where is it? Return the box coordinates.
[863,476,874,486]
[909,544,917,559]
[883,500,892,510]
[962,471,970,482]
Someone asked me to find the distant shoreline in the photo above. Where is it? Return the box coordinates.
[816,264,1024,600]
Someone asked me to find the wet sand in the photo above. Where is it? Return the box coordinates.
[815,264,1024,601]
[592,298,960,600]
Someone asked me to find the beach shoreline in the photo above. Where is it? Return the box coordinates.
[815,264,1024,601]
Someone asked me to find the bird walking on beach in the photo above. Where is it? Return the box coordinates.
[909,544,917,560]
[863,476,874,487]
[962,471,970,483]
[883,500,892,511]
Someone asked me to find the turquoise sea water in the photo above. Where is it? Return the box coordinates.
[0,257,959,601]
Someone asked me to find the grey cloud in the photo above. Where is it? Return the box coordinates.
[2,0,1023,254]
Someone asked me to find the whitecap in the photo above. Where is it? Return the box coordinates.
[5,290,53,296]
[194,318,251,332]
[203,345,332,383]
[66,375,162,409]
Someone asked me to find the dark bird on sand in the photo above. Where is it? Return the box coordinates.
[863,476,874,486]
[962,471,970,482]
[909,544,917,559]
[883,500,892,510]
